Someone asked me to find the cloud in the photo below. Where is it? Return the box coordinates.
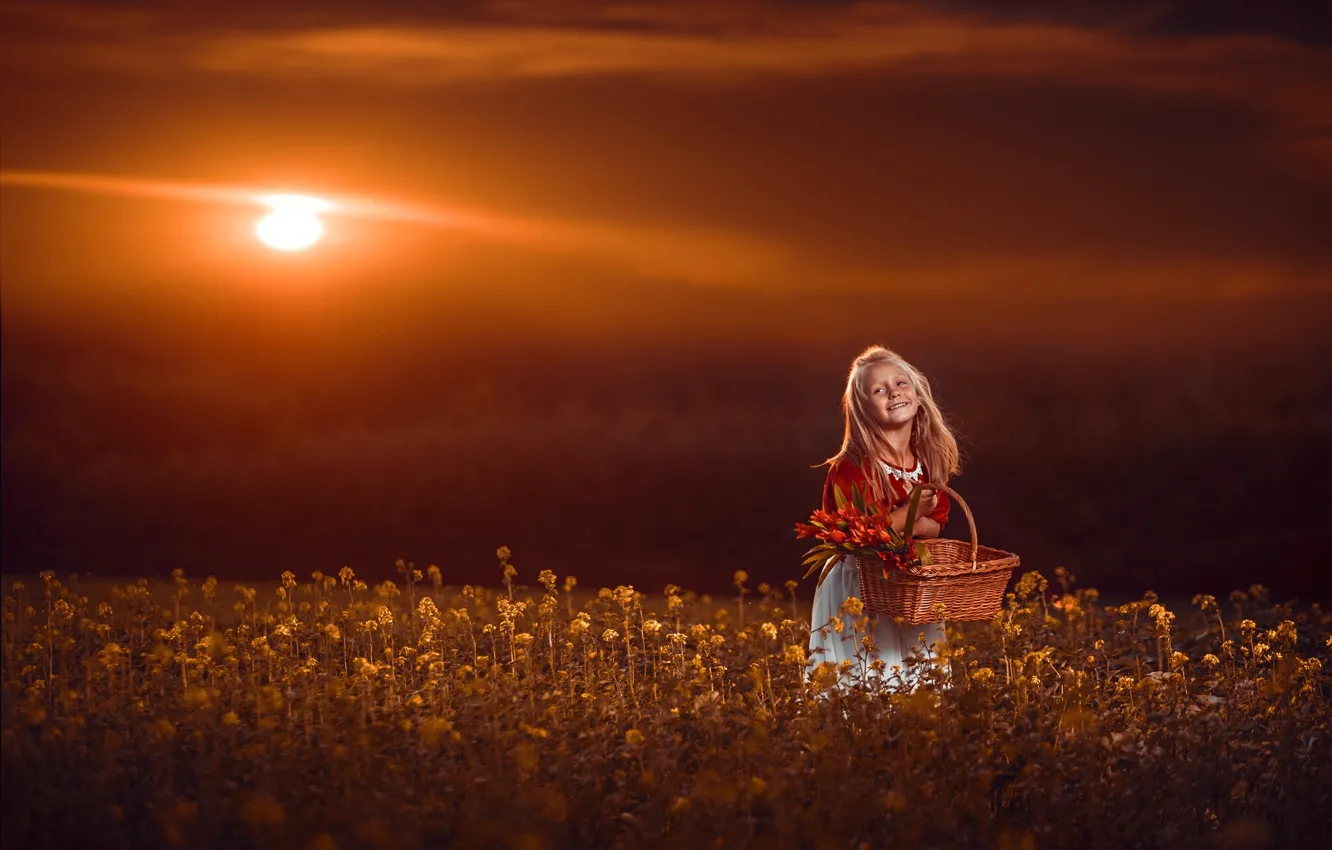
[2,2,1329,301]
[0,168,794,290]
[3,1,1327,180]
[8,167,1329,303]
[0,169,264,207]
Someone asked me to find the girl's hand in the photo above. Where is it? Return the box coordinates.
[888,486,937,532]
[907,485,938,516]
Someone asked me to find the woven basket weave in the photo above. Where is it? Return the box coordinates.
[855,482,1019,624]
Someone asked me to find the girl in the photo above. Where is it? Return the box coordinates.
[807,345,961,689]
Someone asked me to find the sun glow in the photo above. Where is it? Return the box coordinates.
[255,194,332,251]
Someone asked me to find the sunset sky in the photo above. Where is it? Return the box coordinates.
[3,0,1330,596]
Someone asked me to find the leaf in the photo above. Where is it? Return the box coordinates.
[914,540,934,566]
[903,483,925,538]
[801,550,831,567]
[814,556,841,589]
[804,556,836,583]
[804,553,839,581]
[832,483,849,511]
[850,481,869,514]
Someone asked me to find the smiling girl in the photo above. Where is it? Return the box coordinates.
[807,345,961,687]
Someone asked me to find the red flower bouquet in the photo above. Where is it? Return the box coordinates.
[796,482,933,588]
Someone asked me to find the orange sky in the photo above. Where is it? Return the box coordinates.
[3,0,1330,332]
[2,0,1330,592]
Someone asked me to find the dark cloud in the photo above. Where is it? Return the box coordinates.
[18,0,1332,42]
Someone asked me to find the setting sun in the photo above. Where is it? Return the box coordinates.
[255,194,331,251]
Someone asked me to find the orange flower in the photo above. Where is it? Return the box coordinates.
[797,501,922,583]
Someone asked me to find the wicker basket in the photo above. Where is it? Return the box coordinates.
[855,482,1019,624]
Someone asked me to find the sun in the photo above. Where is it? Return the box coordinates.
[255,194,331,251]
[257,208,321,251]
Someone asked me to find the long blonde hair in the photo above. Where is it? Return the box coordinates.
[824,345,962,503]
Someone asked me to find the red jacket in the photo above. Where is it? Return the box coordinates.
[820,457,951,532]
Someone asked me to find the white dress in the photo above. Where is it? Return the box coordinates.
[805,459,946,690]
[806,555,945,689]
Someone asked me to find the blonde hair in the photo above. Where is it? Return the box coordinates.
[824,345,961,502]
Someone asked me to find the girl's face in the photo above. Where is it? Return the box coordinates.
[864,362,919,429]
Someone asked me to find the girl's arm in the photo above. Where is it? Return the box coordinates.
[886,506,941,537]
[911,516,942,538]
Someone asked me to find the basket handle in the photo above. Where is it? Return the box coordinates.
[900,481,980,568]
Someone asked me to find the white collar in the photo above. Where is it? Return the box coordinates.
[879,458,923,484]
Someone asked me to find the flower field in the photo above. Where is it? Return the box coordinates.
[3,555,1329,849]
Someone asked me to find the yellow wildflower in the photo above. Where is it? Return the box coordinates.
[1274,620,1297,646]
[613,586,636,608]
